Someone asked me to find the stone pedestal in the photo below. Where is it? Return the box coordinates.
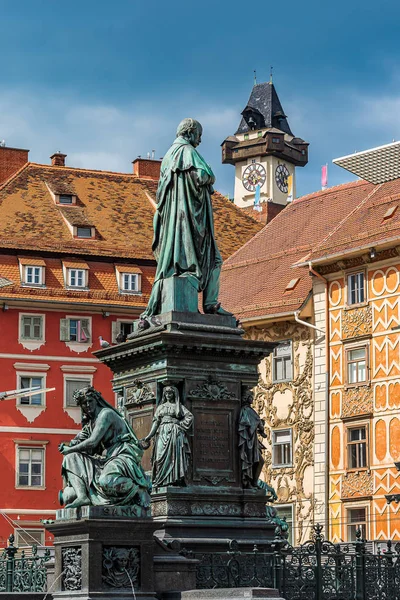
[47,506,198,600]
[95,311,276,556]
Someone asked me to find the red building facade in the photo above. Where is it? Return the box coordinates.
[0,145,262,546]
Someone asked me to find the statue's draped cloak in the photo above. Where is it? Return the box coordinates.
[62,396,151,506]
[238,405,263,483]
[143,136,222,316]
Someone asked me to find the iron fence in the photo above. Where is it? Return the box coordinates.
[194,524,400,600]
[0,534,50,593]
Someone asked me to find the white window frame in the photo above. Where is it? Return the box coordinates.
[17,372,46,407]
[67,268,87,289]
[14,528,45,548]
[272,428,293,468]
[347,270,366,306]
[272,340,293,383]
[111,319,134,343]
[345,342,369,386]
[19,313,45,342]
[345,504,369,542]
[346,422,369,471]
[56,194,76,205]
[23,265,44,287]
[60,315,92,354]
[118,272,141,294]
[275,504,294,545]
[63,374,93,409]
[15,444,46,490]
[74,226,95,239]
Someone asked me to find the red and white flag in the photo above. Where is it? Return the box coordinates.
[321,164,328,190]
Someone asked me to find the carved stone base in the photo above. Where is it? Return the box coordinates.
[47,510,197,600]
[152,487,275,553]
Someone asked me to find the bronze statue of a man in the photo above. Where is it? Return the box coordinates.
[140,118,231,328]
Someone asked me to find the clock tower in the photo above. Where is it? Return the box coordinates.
[222,80,308,208]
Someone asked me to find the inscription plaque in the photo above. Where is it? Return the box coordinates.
[194,410,233,480]
[128,408,153,472]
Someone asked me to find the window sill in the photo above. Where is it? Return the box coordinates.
[21,284,46,289]
[272,464,293,469]
[345,468,370,475]
[16,404,46,423]
[18,338,45,352]
[119,290,142,296]
[66,286,89,292]
[344,382,370,390]
[272,379,293,384]
[15,486,46,491]
[65,341,92,354]
[344,302,369,311]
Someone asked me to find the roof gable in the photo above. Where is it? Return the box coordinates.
[236,82,293,136]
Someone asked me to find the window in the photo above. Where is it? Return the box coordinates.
[272,137,281,143]
[112,320,134,343]
[346,507,367,541]
[24,266,43,286]
[19,376,44,406]
[348,272,365,305]
[65,378,92,407]
[272,429,292,467]
[60,318,91,343]
[68,268,86,288]
[76,227,93,238]
[257,131,263,138]
[15,529,45,548]
[347,426,368,470]
[122,273,139,292]
[275,505,294,545]
[17,447,44,487]
[20,315,43,340]
[272,341,293,382]
[347,346,367,384]
[59,194,73,204]
[244,133,249,140]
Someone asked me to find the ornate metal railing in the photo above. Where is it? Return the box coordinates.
[0,534,50,593]
[195,524,400,600]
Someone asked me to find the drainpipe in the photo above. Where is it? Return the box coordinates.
[294,311,325,335]
[308,261,330,536]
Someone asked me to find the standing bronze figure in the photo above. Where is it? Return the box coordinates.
[142,385,193,488]
[58,386,151,511]
[140,118,232,328]
[238,387,268,488]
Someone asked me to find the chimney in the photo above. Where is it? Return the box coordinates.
[132,157,162,180]
[0,145,29,184]
[50,152,67,167]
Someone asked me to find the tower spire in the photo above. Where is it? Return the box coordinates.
[269,66,273,84]
[253,70,257,86]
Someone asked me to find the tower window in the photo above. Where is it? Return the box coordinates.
[59,195,73,204]
[272,137,281,144]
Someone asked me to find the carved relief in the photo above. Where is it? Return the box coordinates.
[62,546,82,591]
[189,377,236,400]
[191,502,241,516]
[342,305,372,339]
[342,386,373,418]
[246,322,315,545]
[102,546,140,589]
[124,379,155,406]
[341,471,373,499]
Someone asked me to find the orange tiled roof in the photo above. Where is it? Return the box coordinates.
[306,181,400,264]
[0,163,262,261]
[220,178,392,320]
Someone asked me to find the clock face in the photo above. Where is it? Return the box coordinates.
[242,163,266,192]
[275,164,290,193]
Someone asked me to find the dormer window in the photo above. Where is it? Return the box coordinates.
[69,269,86,288]
[18,257,46,287]
[76,227,93,239]
[122,273,139,292]
[25,266,43,286]
[63,260,89,290]
[115,264,142,294]
[272,137,281,144]
[59,194,73,204]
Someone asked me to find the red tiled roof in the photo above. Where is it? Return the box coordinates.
[0,163,262,261]
[220,178,389,321]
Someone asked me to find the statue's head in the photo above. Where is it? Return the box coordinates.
[73,386,102,418]
[176,118,202,147]
[113,548,130,571]
[241,386,254,406]
[161,385,179,403]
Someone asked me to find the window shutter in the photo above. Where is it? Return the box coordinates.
[111,321,119,344]
[80,319,91,342]
[60,318,70,341]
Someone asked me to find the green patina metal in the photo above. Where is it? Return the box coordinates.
[141,118,231,322]
[0,535,50,593]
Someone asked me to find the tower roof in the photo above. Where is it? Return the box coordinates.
[236,82,293,136]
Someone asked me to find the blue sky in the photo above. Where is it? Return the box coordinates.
[1,0,400,198]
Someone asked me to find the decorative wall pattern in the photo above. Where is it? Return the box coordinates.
[341,471,373,499]
[246,322,314,545]
[342,305,372,339]
[342,386,373,418]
